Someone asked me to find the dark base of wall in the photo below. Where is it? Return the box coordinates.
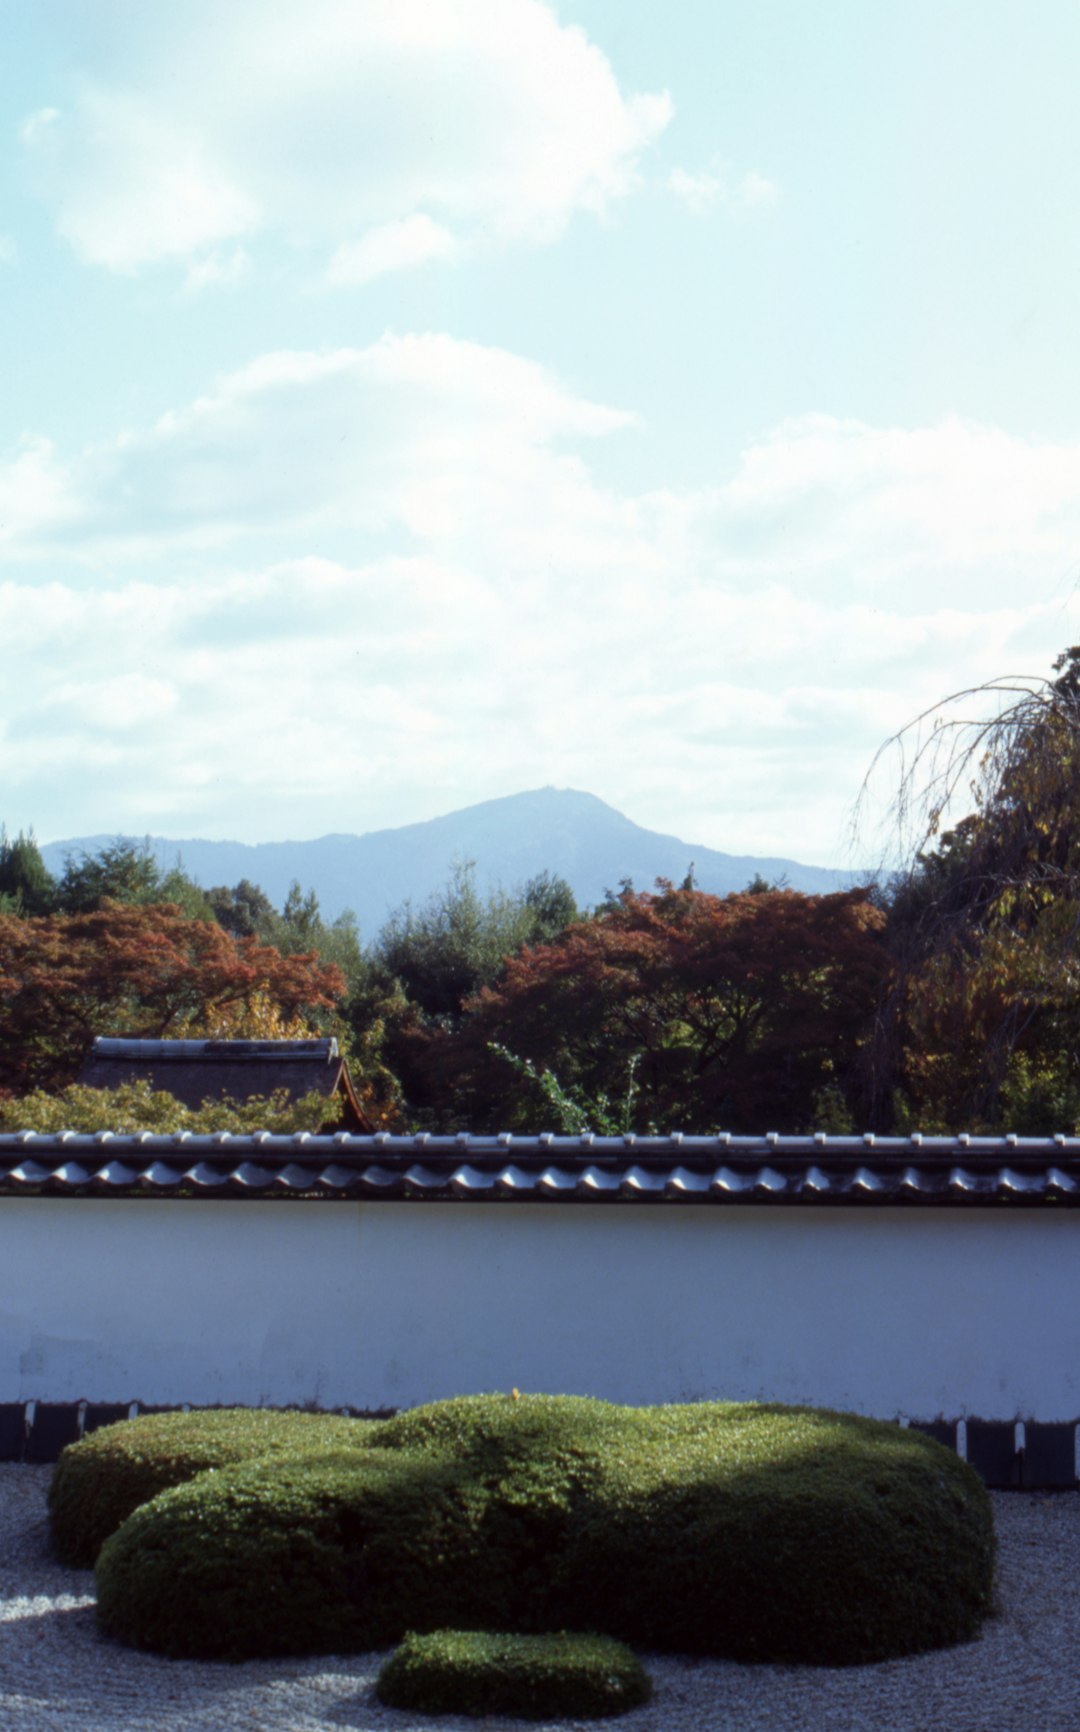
[0,1403,1076,1486]
[907,1419,1078,1488]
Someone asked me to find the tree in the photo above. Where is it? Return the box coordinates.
[365,862,578,1126]
[424,882,887,1133]
[0,902,346,1093]
[520,870,580,942]
[257,882,367,990]
[56,838,212,920]
[207,878,276,938]
[0,827,56,916]
[868,645,1080,1129]
[373,860,577,1023]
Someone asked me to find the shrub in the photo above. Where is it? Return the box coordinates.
[49,1408,379,1566]
[94,1394,996,1666]
[97,1449,459,1658]
[376,1630,653,1720]
[0,1078,341,1135]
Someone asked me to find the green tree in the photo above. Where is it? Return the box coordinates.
[0,827,56,916]
[520,870,580,942]
[367,862,576,1126]
[373,860,577,1023]
[207,878,275,938]
[257,881,367,992]
[56,838,212,920]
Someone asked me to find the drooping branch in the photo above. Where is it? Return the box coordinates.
[856,647,1080,1129]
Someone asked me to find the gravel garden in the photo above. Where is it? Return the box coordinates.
[1,1396,1076,1728]
[31,1399,1003,1725]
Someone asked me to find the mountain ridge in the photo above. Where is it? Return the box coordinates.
[39,787,864,936]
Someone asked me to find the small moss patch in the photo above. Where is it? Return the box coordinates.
[48,1408,379,1566]
[376,1630,653,1719]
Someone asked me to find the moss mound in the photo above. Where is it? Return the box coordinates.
[95,1395,996,1666]
[376,1630,652,1720]
[49,1408,378,1566]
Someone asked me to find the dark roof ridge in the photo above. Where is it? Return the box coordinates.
[0,1129,1078,1205]
[3,1130,1080,1156]
[89,1037,339,1059]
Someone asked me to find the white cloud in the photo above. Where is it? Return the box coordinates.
[657,414,1080,602]
[39,673,178,731]
[2,334,642,567]
[326,215,458,286]
[20,107,60,147]
[183,248,251,295]
[4,334,1080,859]
[23,0,671,276]
[27,91,259,273]
[0,435,81,544]
[669,159,778,215]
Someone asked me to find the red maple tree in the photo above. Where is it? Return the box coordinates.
[437,883,888,1132]
[0,901,346,1093]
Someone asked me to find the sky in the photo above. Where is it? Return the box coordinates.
[3,0,1080,867]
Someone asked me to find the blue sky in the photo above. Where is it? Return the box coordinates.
[3,0,1080,867]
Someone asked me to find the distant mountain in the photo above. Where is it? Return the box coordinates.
[40,788,863,938]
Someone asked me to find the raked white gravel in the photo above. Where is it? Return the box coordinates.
[1,1463,1077,1732]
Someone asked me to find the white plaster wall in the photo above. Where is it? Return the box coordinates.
[2,1199,1079,1420]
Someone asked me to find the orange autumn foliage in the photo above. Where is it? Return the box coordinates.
[417,883,888,1133]
[0,901,346,1094]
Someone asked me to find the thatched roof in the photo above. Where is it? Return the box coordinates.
[79,1038,373,1131]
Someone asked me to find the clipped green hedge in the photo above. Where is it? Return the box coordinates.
[49,1408,379,1567]
[95,1395,996,1665]
[376,1630,653,1720]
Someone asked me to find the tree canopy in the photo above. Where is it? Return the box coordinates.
[373,860,579,1022]
[55,838,212,920]
[417,882,887,1134]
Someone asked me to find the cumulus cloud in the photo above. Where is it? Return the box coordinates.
[3,334,642,568]
[0,435,82,544]
[22,0,671,276]
[3,333,1079,858]
[653,414,1080,604]
[326,216,459,287]
[24,91,259,272]
[183,248,252,295]
[669,158,778,215]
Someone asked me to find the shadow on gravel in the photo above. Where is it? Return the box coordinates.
[0,1598,383,1727]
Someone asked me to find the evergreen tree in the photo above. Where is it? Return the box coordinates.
[0,827,56,916]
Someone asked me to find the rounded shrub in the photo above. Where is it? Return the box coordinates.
[94,1395,996,1666]
[49,1408,380,1567]
[97,1448,477,1659]
[376,1630,653,1720]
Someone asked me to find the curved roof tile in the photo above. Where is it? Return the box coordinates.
[3,1131,1080,1203]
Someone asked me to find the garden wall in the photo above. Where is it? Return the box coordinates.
[3,1195,1079,1423]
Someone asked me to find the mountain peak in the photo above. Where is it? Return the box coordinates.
[40,790,856,933]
